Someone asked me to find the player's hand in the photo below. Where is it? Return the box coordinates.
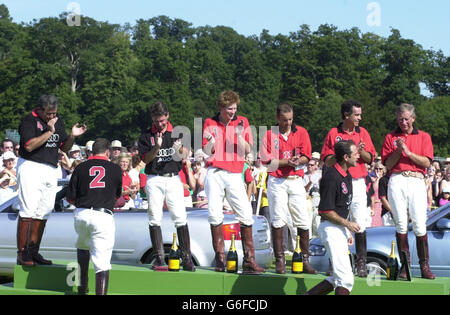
[288,155,301,167]
[347,234,354,246]
[156,132,163,147]
[172,139,182,152]
[204,132,215,145]
[47,117,58,133]
[346,221,360,233]
[235,120,244,136]
[71,123,87,137]
[358,140,365,152]
[395,137,405,152]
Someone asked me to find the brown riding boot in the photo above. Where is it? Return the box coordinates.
[16,217,35,266]
[416,234,435,280]
[272,226,286,274]
[149,225,168,271]
[355,231,367,277]
[304,280,334,295]
[335,286,350,295]
[396,232,410,279]
[95,270,109,295]
[240,224,265,274]
[177,224,196,272]
[298,228,317,274]
[77,249,90,295]
[29,219,52,265]
[210,224,225,272]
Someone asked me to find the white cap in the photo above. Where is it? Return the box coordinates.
[444,187,450,194]
[311,152,321,160]
[70,144,81,152]
[2,151,16,161]
[194,149,208,161]
[111,140,122,148]
[85,140,94,151]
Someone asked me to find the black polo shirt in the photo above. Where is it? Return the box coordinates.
[18,110,69,167]
[318,163,353,219]
[138,122,182,175]
[67,156,122,210]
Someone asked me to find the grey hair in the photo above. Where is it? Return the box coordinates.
[397,103,416,118]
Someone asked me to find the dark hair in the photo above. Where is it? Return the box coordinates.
[192,161,202,168]
[150,101,169,118]
[341,99,361,120]
[92,138,111,155]
[1,138,14,149]
[128,140,139,152]
[131,154,141,168]
[38,94,58,110]
[276,103,293,116]
[334,140,355,163]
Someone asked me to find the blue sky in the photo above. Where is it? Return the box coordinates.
[2,0,449,55]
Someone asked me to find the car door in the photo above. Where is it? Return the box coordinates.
[0,207,20,274]
[410,210,450,277]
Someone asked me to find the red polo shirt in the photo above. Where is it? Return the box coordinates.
[178,163,192,197]
[381,127,433,175]
[321,123,376,179]
[202,114,252,173]
[122,171,133,201]
[261,124,312,178]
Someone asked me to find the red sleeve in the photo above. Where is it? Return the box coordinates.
[361,128,376,162]
[244,167,253,184]
[241,117,253,147]
[298,127,312,159]
[202,118,215,149]
[139,173,147,190]
[260,130,275,164]
[421,131,434,161]
[178,168,187,184]
[381,133,394,165]
[321,129,335,161]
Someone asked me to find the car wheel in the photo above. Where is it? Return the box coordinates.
[142,245,171,265]
[141,245,198,266]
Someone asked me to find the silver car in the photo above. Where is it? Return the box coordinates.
[0,189,273,276]
[309,203,450,277]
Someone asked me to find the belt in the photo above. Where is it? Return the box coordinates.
[400,171,424,179]
[151,172,178,177]
[90,207,114,216]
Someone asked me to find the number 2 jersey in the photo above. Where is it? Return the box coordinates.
[67,156,122,210]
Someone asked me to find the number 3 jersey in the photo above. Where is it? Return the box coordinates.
[67,156,123,210]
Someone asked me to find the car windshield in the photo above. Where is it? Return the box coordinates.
[427,203,450,227]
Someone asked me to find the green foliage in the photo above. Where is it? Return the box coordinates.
[0,6,448,156]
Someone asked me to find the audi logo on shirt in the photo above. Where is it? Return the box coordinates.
[45,133,60,148]
[157,147,176,163]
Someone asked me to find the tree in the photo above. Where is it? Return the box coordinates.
[422,50,450,97]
